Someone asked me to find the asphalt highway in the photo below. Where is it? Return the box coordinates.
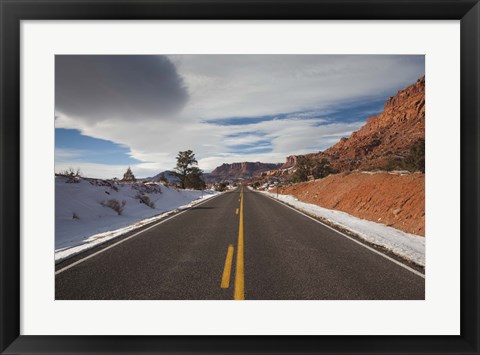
[55,187,425,300]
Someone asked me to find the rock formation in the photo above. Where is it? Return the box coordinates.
[316,76,425,172]
[208,162,282,181]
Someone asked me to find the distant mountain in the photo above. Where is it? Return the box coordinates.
[207,162,282,182]
[149,170,179,184]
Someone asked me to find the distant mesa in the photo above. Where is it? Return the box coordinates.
[206,161,283,182]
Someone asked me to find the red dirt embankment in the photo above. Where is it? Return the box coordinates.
[277,171,425,236]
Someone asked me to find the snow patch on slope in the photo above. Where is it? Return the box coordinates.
[55,176,220,262]
[257,189,425,267]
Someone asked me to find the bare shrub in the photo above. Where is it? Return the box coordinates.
[135,194,155,209]
[101,199,126,215]
[132,183,161,194]
[58,167,81,177]
[56,167,81,183]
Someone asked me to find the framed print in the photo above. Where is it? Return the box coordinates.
[1,0,479,354]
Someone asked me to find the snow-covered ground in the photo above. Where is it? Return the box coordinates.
[256,188,425,267]
[55,176,220,262]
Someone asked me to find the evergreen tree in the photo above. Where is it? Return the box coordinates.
[122,167,136,182]
[312,158,332,179]
[292,155,312,182]
[214,182,228,192]
[173,150,205,189]
[185,167,206,190]
[292,156,332,183]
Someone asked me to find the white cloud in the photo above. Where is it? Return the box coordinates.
[172,55,424,120]
[55,148,84,160]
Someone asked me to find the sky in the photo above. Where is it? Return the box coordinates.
[55,55,424,179]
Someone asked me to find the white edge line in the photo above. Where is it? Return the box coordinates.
[256,190,425,279]
[55,192,226,276]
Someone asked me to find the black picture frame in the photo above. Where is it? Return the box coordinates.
[1,0,479,354]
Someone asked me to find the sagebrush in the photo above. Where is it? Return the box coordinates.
[136,194,155,209]
[101,199,126,215]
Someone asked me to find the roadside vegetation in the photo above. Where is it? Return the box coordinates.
[214,182,229,192]
[292,156,333,183]
[384,139,425,173]
[122,167,137,182]
[101,199,127,215]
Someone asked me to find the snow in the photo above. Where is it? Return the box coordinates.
[256,188,425,267]
[55,176,220,262]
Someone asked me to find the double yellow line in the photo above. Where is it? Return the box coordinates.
[234,187,245,300]
[220,187,245,300]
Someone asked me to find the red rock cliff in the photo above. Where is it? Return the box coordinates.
[316,76,425,172]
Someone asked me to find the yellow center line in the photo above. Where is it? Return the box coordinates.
[221,244,234,289]
[234,187,245,300]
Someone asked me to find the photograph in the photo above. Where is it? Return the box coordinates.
[2,0,478,352]
[54,54,425,300]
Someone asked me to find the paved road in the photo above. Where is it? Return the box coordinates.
[55,187,424,300]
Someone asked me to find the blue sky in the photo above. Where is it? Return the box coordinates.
[55,55,424,178]
[205,97,384,127]
[56,128,141,165]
